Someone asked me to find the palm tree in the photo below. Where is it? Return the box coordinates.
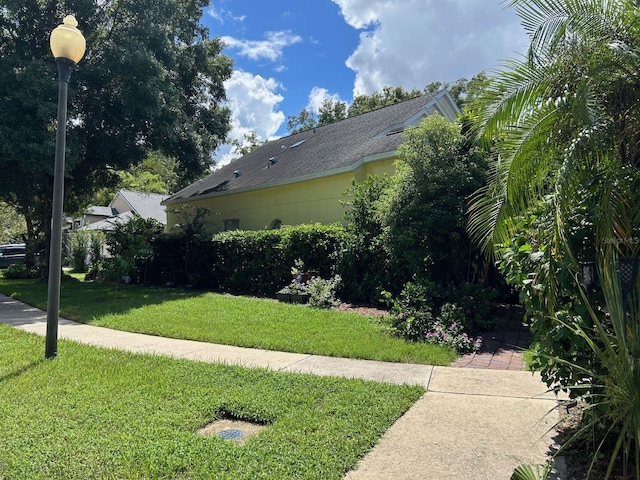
[469,2,640,477]
[468,0,640,264]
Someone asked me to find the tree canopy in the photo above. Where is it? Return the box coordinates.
[382,114,488,284]
[0,0,233,246]
[286,76,490,134]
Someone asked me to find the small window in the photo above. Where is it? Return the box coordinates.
[223,219,240,231]
[270,219,283,230]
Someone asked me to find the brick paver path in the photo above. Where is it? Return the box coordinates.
[453,304,530,371]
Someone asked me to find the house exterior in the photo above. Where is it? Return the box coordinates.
[83,190,170,231]
[162,90,460,232]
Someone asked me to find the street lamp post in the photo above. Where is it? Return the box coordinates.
[45,15,86,359]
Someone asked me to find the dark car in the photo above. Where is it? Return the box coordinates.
[0,243,26,268]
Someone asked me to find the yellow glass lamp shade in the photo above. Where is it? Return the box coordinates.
[49,15,86,64]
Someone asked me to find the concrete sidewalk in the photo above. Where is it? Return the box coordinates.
[0,293,563,479]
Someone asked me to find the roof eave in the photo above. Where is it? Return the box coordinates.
[162,150,397,206]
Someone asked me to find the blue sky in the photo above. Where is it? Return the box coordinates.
[202,1,530,165]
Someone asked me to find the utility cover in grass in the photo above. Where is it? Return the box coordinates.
[198,418,266,445]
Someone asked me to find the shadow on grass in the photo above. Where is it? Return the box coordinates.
[0,359,45,384]
[0,275,209,324]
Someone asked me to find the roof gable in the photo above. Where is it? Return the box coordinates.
[111,190,170,224]
[164,90,460,205]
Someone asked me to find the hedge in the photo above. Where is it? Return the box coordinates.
[148,223,349,297]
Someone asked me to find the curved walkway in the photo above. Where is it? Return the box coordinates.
[0,294,563,479]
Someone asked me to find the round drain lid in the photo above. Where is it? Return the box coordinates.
[217,429,244,440]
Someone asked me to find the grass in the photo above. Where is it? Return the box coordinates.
[0,324,424,479]
[0,276,457,365]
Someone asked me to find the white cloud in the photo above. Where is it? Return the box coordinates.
[217,70,286,166]
[206,5,246,24]
[206,6,224,23]
[221,31,303,62]
[332,0,528,96]
[306,87,343,115]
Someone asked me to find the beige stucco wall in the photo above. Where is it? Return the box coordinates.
[165,157,397,232]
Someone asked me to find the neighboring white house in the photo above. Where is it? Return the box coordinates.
[83,190,170,231]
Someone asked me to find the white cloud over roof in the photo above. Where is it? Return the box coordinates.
[212,0,529,167]
[333,0,528,96]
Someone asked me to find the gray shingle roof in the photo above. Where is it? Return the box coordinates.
[86,206,116,217]
[83,211,135,231]
[115,190,170,224]
[164,91,458,205]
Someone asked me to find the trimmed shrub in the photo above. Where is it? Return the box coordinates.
[279,223,347,279]
[210,229,286,295]
[2,263,34,279]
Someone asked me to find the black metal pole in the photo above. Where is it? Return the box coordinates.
[45,57,75,359]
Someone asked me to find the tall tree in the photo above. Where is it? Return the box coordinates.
[286,108,317,134]
[286,99,347,134]
[229,131,264,158]
[348,86,422,117]
[0,0,232,257]
[317,98,347,125]
[382,114,488,285]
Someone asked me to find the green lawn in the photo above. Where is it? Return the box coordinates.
[0,276,456,365]
[0,324,424,479]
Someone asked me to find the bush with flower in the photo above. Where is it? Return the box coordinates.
[423,304,482,353]
[382,280,482,353]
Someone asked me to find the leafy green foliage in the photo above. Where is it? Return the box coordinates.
[548,263,640,479]
[209,229,287,295]
[468,0,640,256]
[68,230,104,273]
[339,176,392,303]
[279,224,346,279]
[495,198,608,396]
[442,282,499,330]
[510,462,553,480]
[348,86,424,117]
[102,216,163,283]
[424,72,490,111]
[0,0,232,255]
[467,9,640,475]
[306,275,342,309]
[229,131,265,158]
[383,114,488,285]
[382,280,481,353]
[0,202,26,244]
[1,264,34,280]
[287,99,348,133]
[317,98,347,126]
